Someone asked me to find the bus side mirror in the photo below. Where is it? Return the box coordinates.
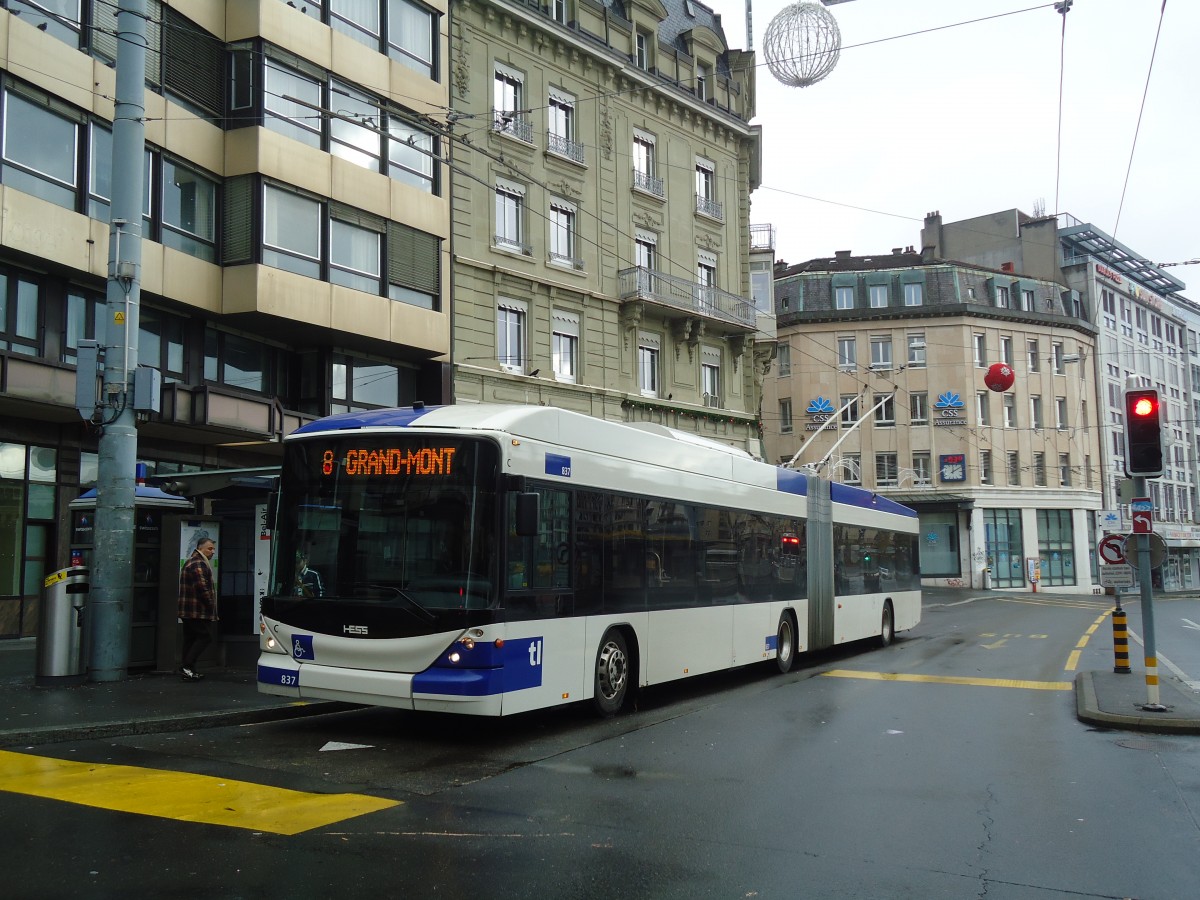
[515,492,539,537]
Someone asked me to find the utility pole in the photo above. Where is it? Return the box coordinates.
[89,0,147,682]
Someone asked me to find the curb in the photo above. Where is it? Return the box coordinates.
[0,700,352,748]
[1074,672,1200,736]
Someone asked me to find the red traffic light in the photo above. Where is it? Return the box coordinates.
[1131,395,1157,417]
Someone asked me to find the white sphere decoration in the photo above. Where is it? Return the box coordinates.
[763,2,842,88]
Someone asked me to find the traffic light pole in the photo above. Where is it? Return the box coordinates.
[1133,475,1165,711]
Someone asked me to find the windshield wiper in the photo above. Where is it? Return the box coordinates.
[353,583,437,624]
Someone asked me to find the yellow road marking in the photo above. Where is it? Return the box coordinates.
[0,749,400,835]
[824,669,1072,691]
[1064,612,1113,673]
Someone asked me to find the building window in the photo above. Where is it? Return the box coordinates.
[88,122,153,226]
[1033,452,1047,486]
[331,0,382,49]
[912,452,931,484]
[2,88,79,211]
[633,133,662,197]
[493,64,531,141]
[1055,397,1068,430]
[1059,453,1071,487]
[388,117,437,193]
[0,271,42,356]
[1027,339,1040,373]
[842,453,862,485]
[994,285,1010,308]
[875,453,898,487]
[984,508,1024,588]
[1003,394,1016,428]
[329,80,382,170]
[1001,336,1014,366]
[548,199,581,269]
[161,159,217,262]
[262,184,322,279]
[835,286,854,310]
[701,349,721,407]
[910,391,928,425]
[64,289,104,364]
[869,284,888,309]
[1052,342,1065,374]
[840,394,859,425]
[638,332,660,397]
[1006,451,1020,485]
[1030,395,1042,430]
[494,179,527,253]
[635,29,651,69]
[138,306,185,381]
[1021,289,1035,311]
[1037,509,1076,586]
[973,333,987,367]
[387,0,437,78]
[497,300,526,373]
[551,0,569,25]
[780,398,793,433]
[976,392,990,426]
[695,62,710,101]
[980,450,993,485]
[903,282,923,306]
[696,253,717,313]
[552,309,579,382]
[331,353,417,413]
[907,333,926,367]
[547,91,582,162]
[264,60,323,148]
[873,393,895,426]
[695,158,722,220]
[837,336,856,369]
[869,336,892,370]
[329,218,382,293]
[204,328,276,394]
[777,342,791,376]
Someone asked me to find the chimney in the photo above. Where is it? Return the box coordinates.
[921,211,943,259]
[834,250,852,260]
[892,247,903,255]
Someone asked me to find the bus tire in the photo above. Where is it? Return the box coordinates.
[878,601,895,649]
[593,629,630,717]
[775,612,797,674]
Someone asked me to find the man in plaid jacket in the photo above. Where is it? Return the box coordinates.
[177,537,217,681]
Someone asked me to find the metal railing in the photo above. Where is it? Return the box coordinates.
[632,169,664,198]
[547,132,585,163]
[492,112,533,143]
[695,194,724,220]
[492,234,532,256]
[618,266,755,329]
[548,251,584,270]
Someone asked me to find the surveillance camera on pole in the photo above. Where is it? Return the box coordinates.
[1123,388,1164,478]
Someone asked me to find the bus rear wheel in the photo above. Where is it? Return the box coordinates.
[593,630,630,716]
[878,601,895,649]
[775,612,797,674]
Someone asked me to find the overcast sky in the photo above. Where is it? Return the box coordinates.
[707,0,1197,291]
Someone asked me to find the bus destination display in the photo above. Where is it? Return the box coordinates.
[321,446,458,477]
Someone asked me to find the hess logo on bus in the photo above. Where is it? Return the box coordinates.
[343,624,368,635]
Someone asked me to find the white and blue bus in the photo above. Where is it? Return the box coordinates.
[257,405,921,716]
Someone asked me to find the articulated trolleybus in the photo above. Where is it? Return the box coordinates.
[258,405,921,716]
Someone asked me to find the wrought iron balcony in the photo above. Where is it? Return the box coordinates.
[618,266,755,330]
[695,194,724,221]
[549,251,584,270]
[632,169,664,198]
[493,234,532,256]
[547,132,585,163]
[492,112,533,144]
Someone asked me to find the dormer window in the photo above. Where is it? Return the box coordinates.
[696,63,710,101]
[636,30,651,69]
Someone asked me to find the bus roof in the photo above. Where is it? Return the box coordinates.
[292,404,917,519]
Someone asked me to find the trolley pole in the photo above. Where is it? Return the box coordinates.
[89,0,147,682]
[1133,475,1165,711]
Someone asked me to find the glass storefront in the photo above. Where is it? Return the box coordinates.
[984,509,1024,588]
[1037,509,1076,586]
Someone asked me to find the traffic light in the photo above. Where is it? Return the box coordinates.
[1123,388,1164,478]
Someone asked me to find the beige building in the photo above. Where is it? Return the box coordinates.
[448,0,767,453]
[0,1,451,647]
[763,250,1103,592]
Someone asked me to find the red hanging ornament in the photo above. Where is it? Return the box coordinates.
[984,362,1016,392]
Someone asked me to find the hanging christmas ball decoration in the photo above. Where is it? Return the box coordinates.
[985,362,1016,392]
[763,2,843,89]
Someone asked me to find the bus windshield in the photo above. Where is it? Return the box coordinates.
[271,435,500,616]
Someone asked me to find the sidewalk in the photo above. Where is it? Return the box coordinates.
[0,639,343,747]
[2,588,1199,746]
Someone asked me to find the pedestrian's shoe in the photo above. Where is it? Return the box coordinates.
[180,667,204,681]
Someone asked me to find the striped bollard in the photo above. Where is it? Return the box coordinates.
[1111,606,1131,674]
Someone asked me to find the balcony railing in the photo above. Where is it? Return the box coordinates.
[695,194,724,221]
[492,112,533,143]
[549,251,584,270]
[618,266,755,329]
[493,234,532,256]
[547,132,585,163]
[632,169,664,198]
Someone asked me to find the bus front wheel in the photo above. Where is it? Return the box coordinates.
[878,601,895,649]
[775,612,797,674]
[593,630,630,716]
